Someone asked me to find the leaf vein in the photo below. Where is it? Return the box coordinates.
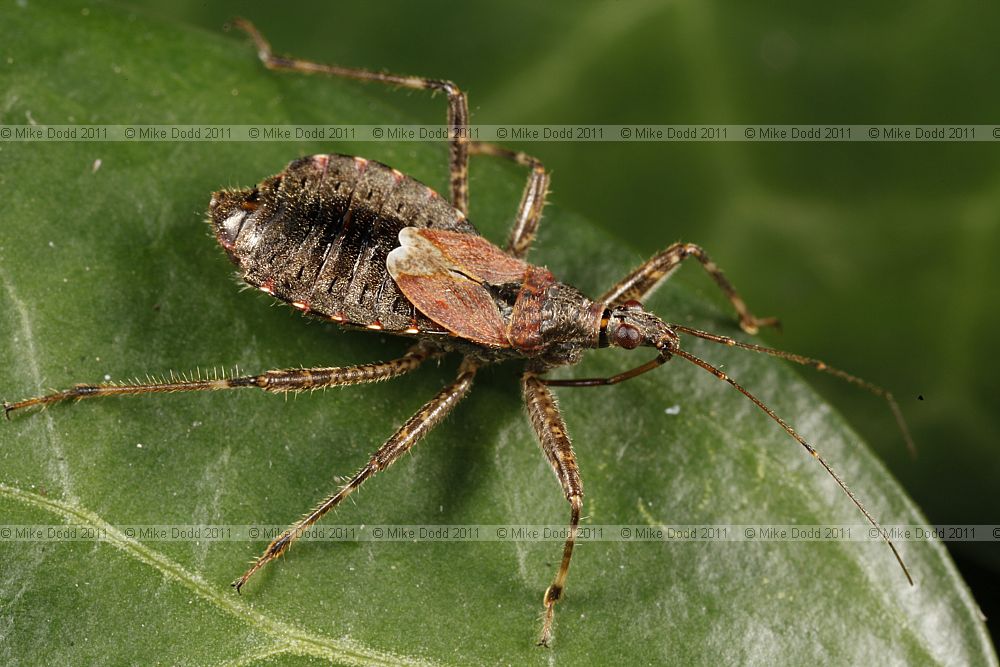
[0,483,443,667]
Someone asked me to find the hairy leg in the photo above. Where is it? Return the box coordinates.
[469,142,550,259]
[600,242,779,335]
[4,346,433,418]
[231,18,472,213]
[522,371,583,647]
[233,356,479,591]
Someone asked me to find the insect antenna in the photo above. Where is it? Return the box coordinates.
[669,345,914,585]
[669,324,916,458]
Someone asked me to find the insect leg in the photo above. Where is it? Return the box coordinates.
[599,242,780,334]
[541,354,669,388]
[521,371,583,648]
[229,18,471,214]
[233,356,479,592]
[3,345,434,418]
[469,143,550,259]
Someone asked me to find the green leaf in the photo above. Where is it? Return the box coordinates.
[0,4,994,665]
[128,0,1000,593]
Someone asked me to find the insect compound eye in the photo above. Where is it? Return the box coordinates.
[622,299,644,311]
[613,323,642,349]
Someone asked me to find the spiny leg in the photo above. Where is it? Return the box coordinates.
[233,356,479,592]
[599,242,780,335]
[3,345,433,418]
[546,346,912,595]
[469,143,550,259]
[522,372,583,647]
[230,18,471,214]
[542,355,669,388]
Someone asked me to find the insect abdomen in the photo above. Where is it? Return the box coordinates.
[209,154,476,332]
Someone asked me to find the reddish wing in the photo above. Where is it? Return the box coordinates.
[415,229,528,285]
[387,228,528,347]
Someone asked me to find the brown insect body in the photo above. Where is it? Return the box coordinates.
[210,153,613,367]
[5,19,915,649]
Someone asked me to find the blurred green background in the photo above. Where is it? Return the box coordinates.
[131,0,1000,635]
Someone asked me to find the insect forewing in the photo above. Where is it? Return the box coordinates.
[387,228,526,347]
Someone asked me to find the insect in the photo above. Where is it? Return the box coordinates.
[3,19,915,647]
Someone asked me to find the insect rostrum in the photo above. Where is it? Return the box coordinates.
[2,18,915,648]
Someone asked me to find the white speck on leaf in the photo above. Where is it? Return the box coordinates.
[665,404,681,415]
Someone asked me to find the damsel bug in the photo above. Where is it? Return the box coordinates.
[3,19,916,647]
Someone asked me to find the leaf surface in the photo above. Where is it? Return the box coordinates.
[0,4,994,665]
